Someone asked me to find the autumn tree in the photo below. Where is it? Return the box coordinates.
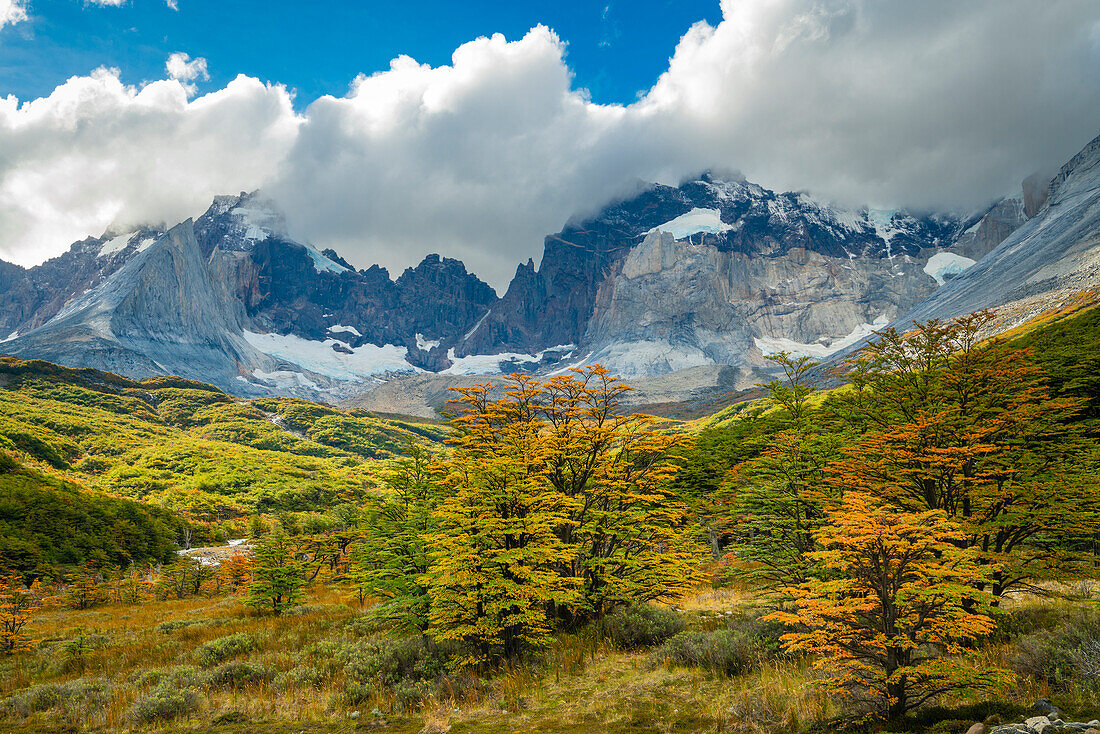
[0,574,37,655]
[218,552,252,594]
[771,494,1005,720]
[828,311,1100,595]
[426,377,578,668]
[158,556,216,599]
[246,528,304,614]
[536,366,702,623]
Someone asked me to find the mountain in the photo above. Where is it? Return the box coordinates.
[888,132,1100,331]
[455,174,1026,378]
[1,147,1064,405]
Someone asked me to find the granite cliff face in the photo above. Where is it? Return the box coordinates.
[1,149,1064,403]
[1,221,267,388]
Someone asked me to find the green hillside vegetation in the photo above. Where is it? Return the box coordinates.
[0,358,448,558]
[0,452,182,577]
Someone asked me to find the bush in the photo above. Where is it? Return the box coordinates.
[276,665,329,690]
[208,661,275,690]
[126,684,202,725]
[649,629,764,676]
[4,677,111,717]
[338,636,449,686]
[134,666,208,689]
[1013,610,1100,686]
[991,604,1068,642]
[600,604,686,650]
[193,632,255,666]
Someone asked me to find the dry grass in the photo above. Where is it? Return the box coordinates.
[1,585,1096,733]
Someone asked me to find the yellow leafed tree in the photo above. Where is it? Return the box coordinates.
[770,493,1007,720]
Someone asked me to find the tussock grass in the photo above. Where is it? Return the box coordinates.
[0,586,1097,733]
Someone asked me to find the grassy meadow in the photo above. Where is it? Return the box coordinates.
[1,302,1100,732]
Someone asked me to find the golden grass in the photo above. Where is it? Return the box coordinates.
[0,585,1096,733]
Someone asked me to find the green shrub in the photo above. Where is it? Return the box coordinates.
[193,633,255,666]
[338,636,450,686]
[1013,610,1100,686]
[649,630,763,676]
[126,684,202,725]
[208,661,275,690]
[340,681,374,706]
[4,677,111,717]
[600,604,686,650]
[276,665,329,689]
[991,604,1068,642]
[134,666,208,689]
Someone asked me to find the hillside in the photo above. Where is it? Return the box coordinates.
[0,357,448,572]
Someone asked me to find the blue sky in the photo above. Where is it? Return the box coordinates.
[1,0,1097,288]
[0,0,721,106]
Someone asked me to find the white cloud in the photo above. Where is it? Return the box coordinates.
[86,0,128,6]
[2,0,1099,290]
[166,0,178,9]
[165,52,208,95]
[0,0,28,29]
[0,68,301,268]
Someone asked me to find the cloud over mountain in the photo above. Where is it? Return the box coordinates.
[2,0,1098,289]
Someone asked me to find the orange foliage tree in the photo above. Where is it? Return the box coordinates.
[424,366,702,666]
[829,311,1100,595]
[0,573,38,654]
[770,494,1006,720]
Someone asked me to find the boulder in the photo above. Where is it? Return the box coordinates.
[1025,716,1052,734]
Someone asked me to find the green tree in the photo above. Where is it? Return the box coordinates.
[828,311,1100,596]
[724,352,843,592]
[246,528,304,614]
[349,444,440,631]
[426,377,578,668]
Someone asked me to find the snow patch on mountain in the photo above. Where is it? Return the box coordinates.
[416,333,441,351]
[442,345,572,375]
[251,368,320,390]
[868,209,901,244]
[648,208,732,240]
[98,232,137,258]
[304,245,349,274]
[328,324,362,337]
[242,330,419,380]
[231,200,286,242]
[1,331,17,343]
[135,236,158,253]
[924,251,977,285]
[755,315,890,359]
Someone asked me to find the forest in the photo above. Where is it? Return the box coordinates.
[0,303,1097,733]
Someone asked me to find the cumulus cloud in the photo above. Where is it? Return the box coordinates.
[2,0,1099,290]
[0,68,300,267]
[165,52,208,95]
[85,0,128,6]
[0,0,28,29]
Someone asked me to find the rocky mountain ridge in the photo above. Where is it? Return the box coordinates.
[2,134,1085,406]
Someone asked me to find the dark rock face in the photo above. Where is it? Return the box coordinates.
[192,192,497,370]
